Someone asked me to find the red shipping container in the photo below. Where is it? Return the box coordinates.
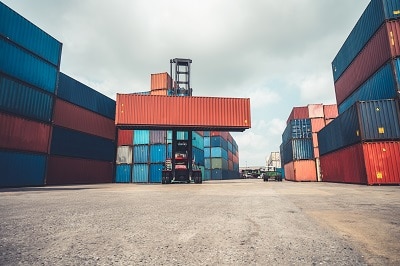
[46,156,114,185]
[284,160,317,182]
[334,20,400,105]
[311,118,325,133]
[211,131,229,140]
[313,147,320,159]
[320,141,400,185]
[115,94,251,131]
[308,104,324,118]
[0,112,50,153]
[286,106,309,124]
[323,104,338,119]
[150,89,168,96]
[117,129,133,146]
[312,133,319,148]
[53,98,116,140]
[151,72,172,90]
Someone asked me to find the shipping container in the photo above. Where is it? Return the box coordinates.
[282,138,314,164]
[318,117,344,156]
[334,20,400,105]
[0,150,46,187]
[0,38,58,93]
[204,170,211,180]
[203,131,210,137]
[132,164,149,183]
[46,156,114,185]
[150,130,166,144]
[338,58,400,114]
[211,131,229,140]
[282,119,312,144]
[308,104,324,118]
[210,147,228,160]
[150,144,166,163]
[150,89,171,96]
[204,137,211,147]
[117,129,133,146]
[323,104,338,119]
[115,94,251,131]
[193,147,204,166]
[211,136,228,150]
[192,131,204,149]
[149,163,163,183]
[150,72,172,90]
[116,146,133,164]
[312,133,319,148]
[0,2,62,66]
[0,74,54,122]
[50,126,116,162]
[311,118,326,133]
[115,164,131,183]
[53,98,116,140]
[204,147,211,158]
[332,0,400,82]
[57,73,116,120]
[133,145,149,163]
[0,112,50,153]
[286,106,309,124]
[284,160,317,182]
[204,158,211,169]
[211,158,228,169]
[134,130,150,145]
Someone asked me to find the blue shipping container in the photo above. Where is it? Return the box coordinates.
[204,158,211,169]
[317,117,344,156]
[211,169,223,180]
[204,169,211,180]
[57,73,116,119]
[150,144,166,163]
[203,131,210,137]
[0,75,53,122]
[332,0,400,82]
[204,137,210,147]
[0,38,58,93]
[0,150,46,187]
[210,147,228,160]
[204,147,211,158]
[0,2,62,66]
[149,163,163,183]
[134,130,150,145]
[282,119,312,144]
[193,147,204,166]
[133,145,149,163]
[167,144,172,158]
[211,136,228,151]
[192,131,204,149]
[132,164,148,183]
[50,126,115,162]
[282,138,314,164]
[115,165,131,183]
[339,60,399,114]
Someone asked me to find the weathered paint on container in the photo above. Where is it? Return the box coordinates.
[57,73,116,120]
[115,164,131,183]
[116,146,133,164]
[46,156,113,185]
[150,130,166,144]
[150,72,172,90]
[132,164,149,183]
[50,126,116,162]
[284,160,317,182]
[150,144,166,163]
[117,129,133,146]
[0,150,46,187]
[0,75,53,122]
[308,104,324,118]
[286,106,309,124]
[0,38,58,93]
[133,130,150,145]
[338,59,400,114]
[282,138,314,164]
[133,145,149,163]
[53,98,116,140]
[311,118,326,133]
[115,94,251,131]
[0,112,50,153]
[332,0,400,82]
[323,105,338,119]
[0,2,62,66]
[149,163,163,183]
[334,20,400,106]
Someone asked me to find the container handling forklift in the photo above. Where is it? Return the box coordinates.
[161,58,202,184]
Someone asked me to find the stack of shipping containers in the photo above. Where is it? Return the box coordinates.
[204,131,240,180]
[266,152,284,177]
[319,0,400,185]
[0,2,62,187]
[47,73,116,185]
[281,104,338,182]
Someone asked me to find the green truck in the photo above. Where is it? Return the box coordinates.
[261,171,283,182]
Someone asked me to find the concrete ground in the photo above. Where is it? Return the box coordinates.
[0,179,399,265]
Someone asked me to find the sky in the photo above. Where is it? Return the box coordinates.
[3,0,370,167]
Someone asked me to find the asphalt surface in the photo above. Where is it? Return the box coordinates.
[0,179,399,265]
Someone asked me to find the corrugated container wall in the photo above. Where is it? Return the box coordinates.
[286,107,309,124]
[115,165,131,183]
[151,72,172,90]
[116,146,133,164]
[117,129,133,146]
[284,160,317,182]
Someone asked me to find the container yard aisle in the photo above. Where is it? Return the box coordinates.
[1,180,399,265]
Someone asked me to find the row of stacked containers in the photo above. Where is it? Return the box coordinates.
[319,0,400,185]
[0,2,116,187]
[280,104,338,182]
[115,72,241,183]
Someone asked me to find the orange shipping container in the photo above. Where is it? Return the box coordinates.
[311,118,326,133]
[323,104,338,119]
[150,89,168,96]
[284,160,317,182]
[150,72,172,90]
[115,94,251,131]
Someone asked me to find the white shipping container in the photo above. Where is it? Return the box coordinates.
[116,146,133,164]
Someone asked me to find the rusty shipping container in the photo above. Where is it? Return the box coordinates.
[117,129,133,146]
[286,106,309,124]
[320,141,400,185]
[335,20,400,105]
[115,94,251,131]
[0,112,50,153]
[284,160,317,182]
[53,98,116,140]
[323,105,338,119]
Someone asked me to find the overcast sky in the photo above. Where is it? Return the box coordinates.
[3,0,369,167]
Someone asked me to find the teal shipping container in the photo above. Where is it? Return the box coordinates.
[134,130,150,145]
[115,165,131,183]
[149,164,163,183]
[150,144,166,163]
[133,145,149,163]
[132,164,148,183]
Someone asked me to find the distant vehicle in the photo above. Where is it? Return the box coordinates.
[262,171,283,182]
